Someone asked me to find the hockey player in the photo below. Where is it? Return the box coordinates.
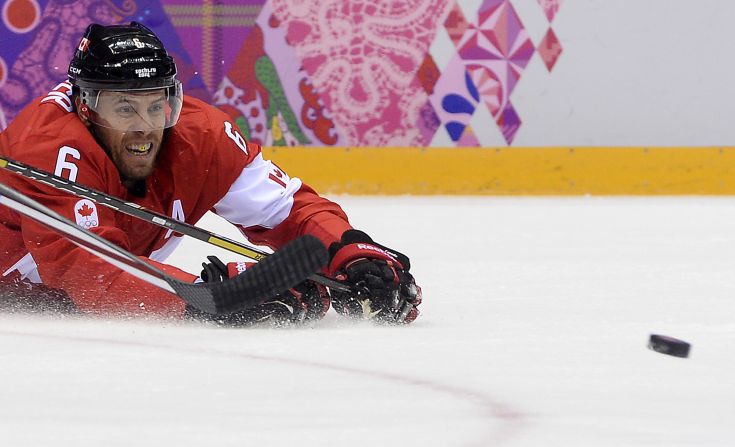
[0,22,421,325]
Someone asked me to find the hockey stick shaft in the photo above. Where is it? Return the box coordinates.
[0,180,329,314]
[0,156,350,292]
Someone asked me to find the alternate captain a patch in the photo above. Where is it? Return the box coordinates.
[74,199,99,229]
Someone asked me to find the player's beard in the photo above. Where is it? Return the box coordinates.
[91,125,164,189]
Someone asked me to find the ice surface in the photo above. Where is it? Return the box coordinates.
[1,196,733,446]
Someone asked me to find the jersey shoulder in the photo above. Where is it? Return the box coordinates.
[170,95,261,162]
[4,81,77,143]
[175,95,231,135]
[2,82,120,188]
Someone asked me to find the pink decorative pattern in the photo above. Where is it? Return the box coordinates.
[1,0,564,146]
[537,0,563,22]
[538,27,562,71]
[444,3,470,47]
[270,0,452,146]
[430,0,532,144]
[467,64,501,116]
[536,0,563,73]
[428,54,479,144]
[457,1,534,100]
[214,2,343,147]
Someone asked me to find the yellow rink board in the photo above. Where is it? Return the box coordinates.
[263,147,735,195]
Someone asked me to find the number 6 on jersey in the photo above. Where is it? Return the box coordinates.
[224,121,248,155]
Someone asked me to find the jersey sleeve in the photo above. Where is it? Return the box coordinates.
[211,140,352,251]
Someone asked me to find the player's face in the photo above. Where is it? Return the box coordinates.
[89,90,166,183]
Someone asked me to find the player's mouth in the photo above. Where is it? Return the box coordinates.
[125,142,153,156]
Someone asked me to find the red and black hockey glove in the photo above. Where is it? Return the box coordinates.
[328,230,421,324]
[186,256,330,326]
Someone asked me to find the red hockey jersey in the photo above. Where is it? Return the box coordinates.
[0,81,351,317]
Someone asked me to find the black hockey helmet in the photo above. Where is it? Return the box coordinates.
[68,22,177,90]
[68,22,183,131]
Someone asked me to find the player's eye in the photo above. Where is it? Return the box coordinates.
[149,102,165,115]
[115,105,135,116]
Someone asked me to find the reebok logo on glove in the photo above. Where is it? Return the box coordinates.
[356,243,397,262]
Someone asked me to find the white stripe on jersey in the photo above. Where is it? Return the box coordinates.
[213,153,302,229]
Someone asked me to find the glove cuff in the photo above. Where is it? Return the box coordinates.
[328,242,404,277]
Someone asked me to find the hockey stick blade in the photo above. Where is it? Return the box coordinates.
[0,155,351,293]
[0,181,328,315]
[171,235,328,315]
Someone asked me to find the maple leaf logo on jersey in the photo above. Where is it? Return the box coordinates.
[74,199,99,229]
[77,203,94,217]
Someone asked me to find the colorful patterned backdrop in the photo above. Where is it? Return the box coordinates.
[0,0,563,146]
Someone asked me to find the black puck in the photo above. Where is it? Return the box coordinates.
[648,334,690,358]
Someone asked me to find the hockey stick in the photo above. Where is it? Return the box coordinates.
[0,180,328,315]
[0,156,350,292]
